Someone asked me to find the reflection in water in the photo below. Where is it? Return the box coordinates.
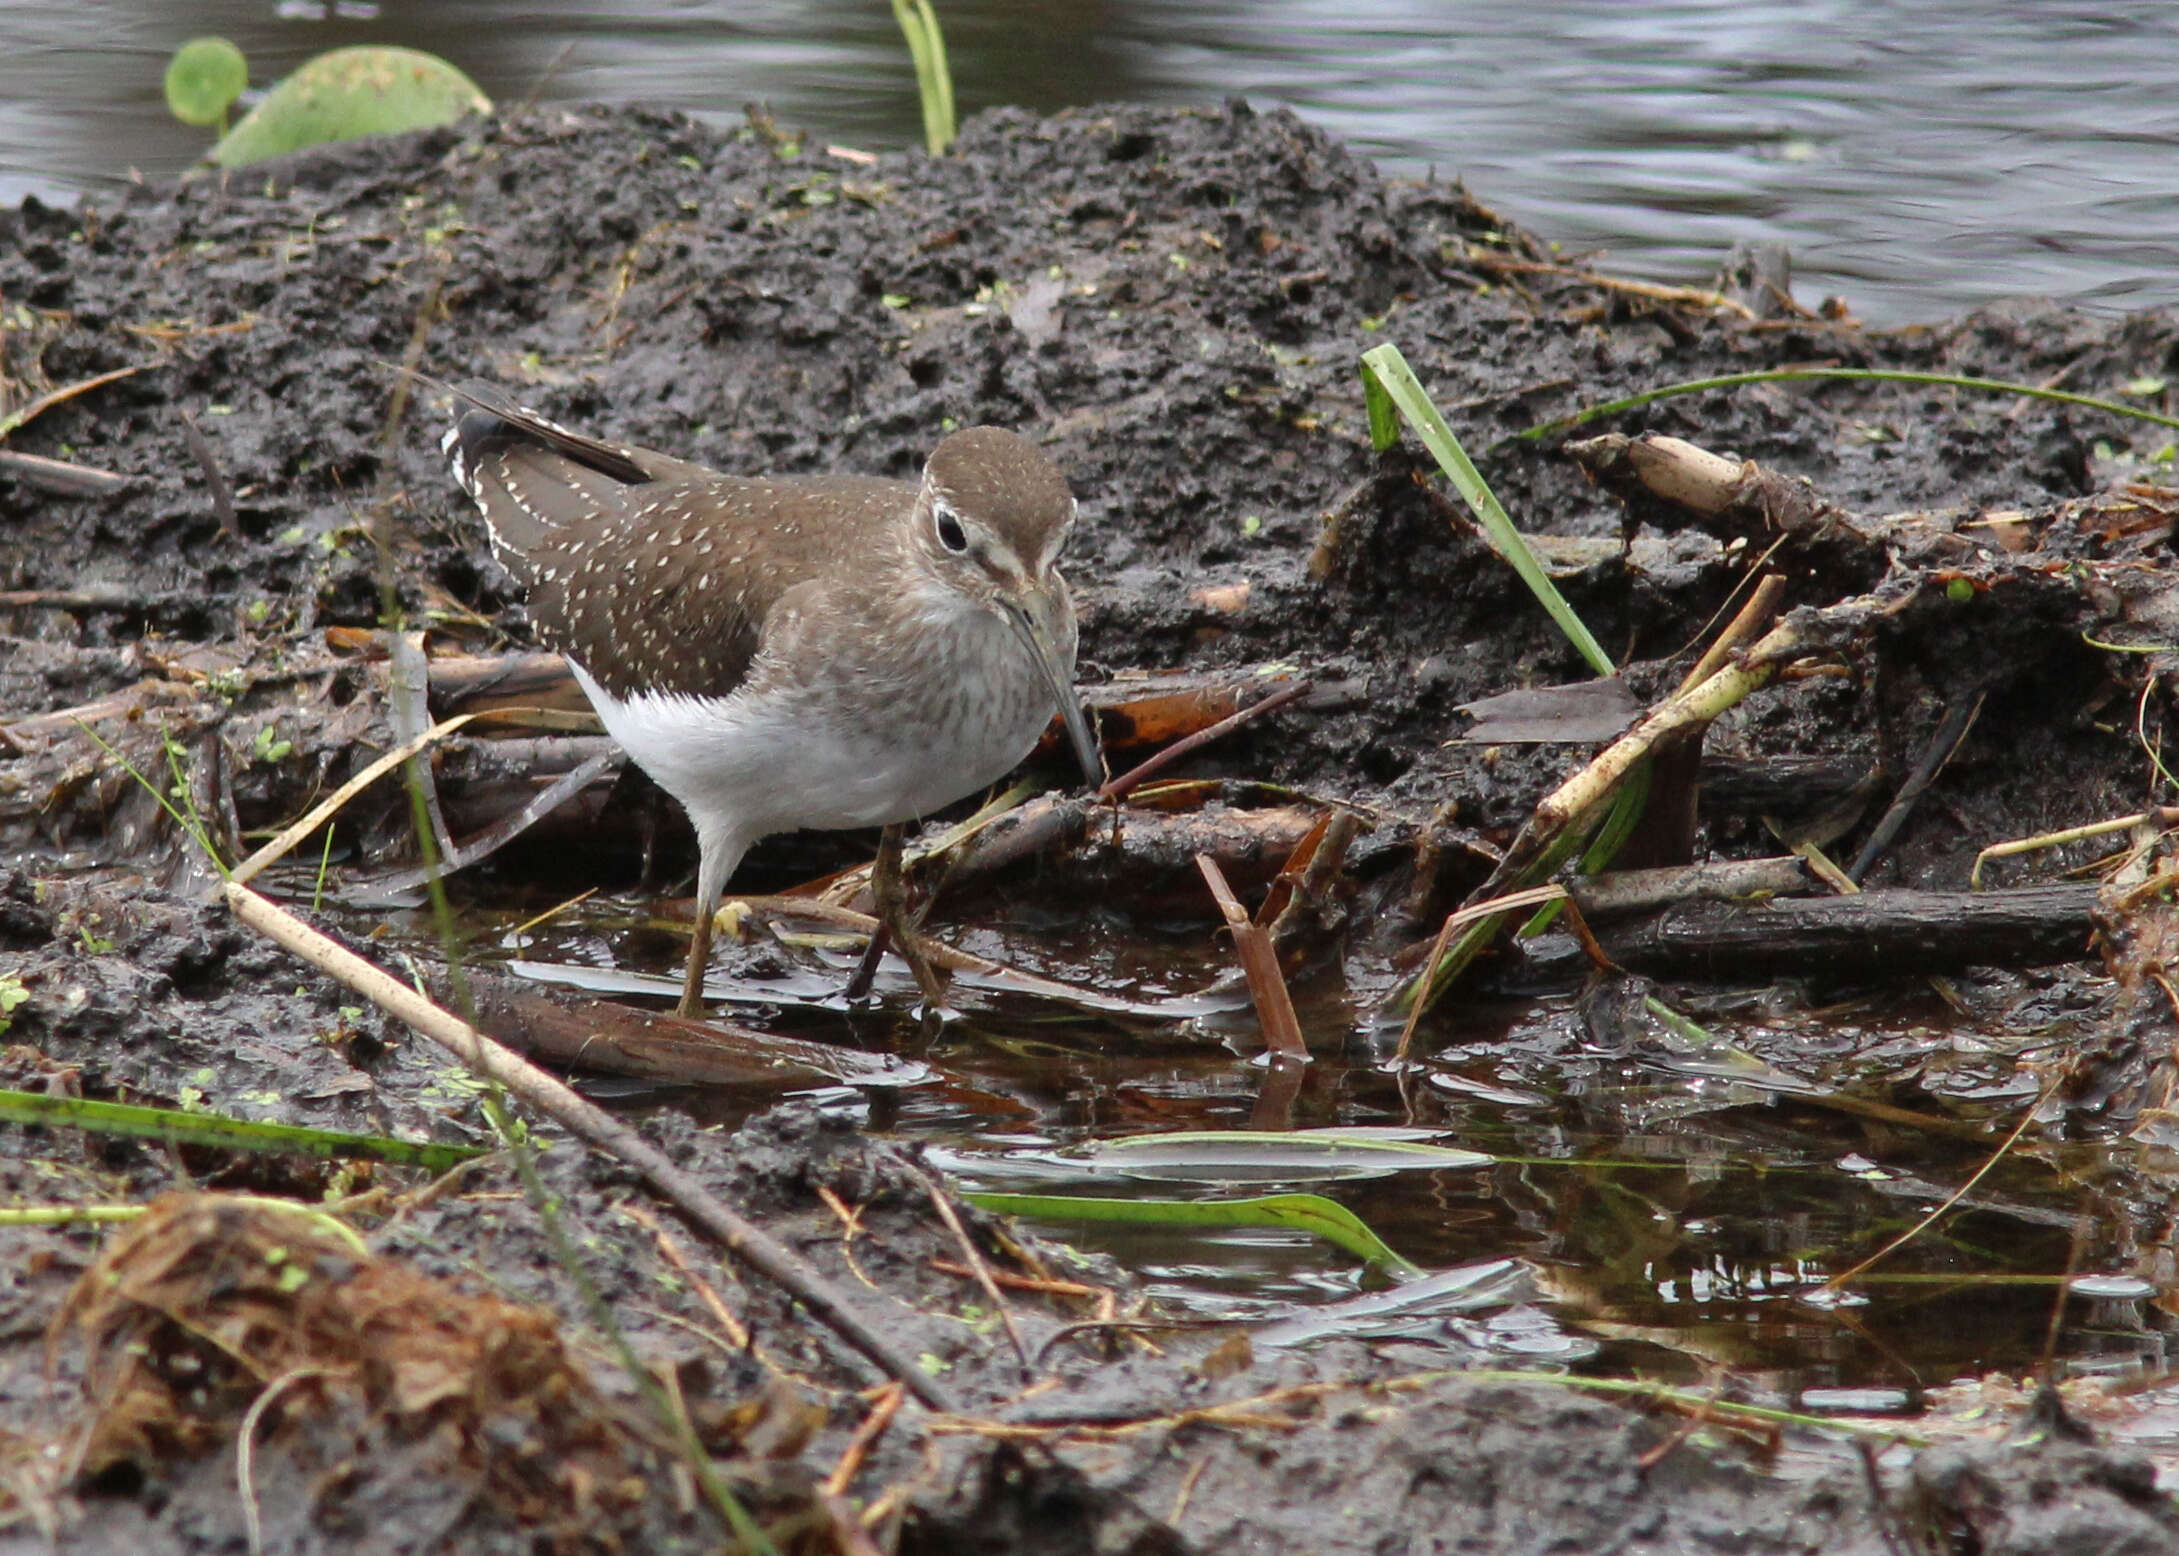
[536,895,2155,1400]
[4,1,2179,321]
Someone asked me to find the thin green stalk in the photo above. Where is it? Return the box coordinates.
[0,1087,483,1172]
[890,0,956,155]
[0,1203,147,1226]
[1510,366,2179,444]
[312,823,336,914]
[74,720,228,877]
[479,1091,776,1551]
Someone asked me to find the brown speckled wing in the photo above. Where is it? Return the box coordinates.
[443,382,720,583]
[522,474,917,703]
[446,381,922,704]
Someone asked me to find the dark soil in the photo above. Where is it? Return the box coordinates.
[6,100,2179,1552]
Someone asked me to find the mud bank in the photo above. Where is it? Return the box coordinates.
[6,101,2179,1552]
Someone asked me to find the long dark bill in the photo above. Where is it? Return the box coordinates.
[1004,600,1101,788]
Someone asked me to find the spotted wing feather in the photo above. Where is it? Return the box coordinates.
[442,380,916,705]
[440,381,715,583]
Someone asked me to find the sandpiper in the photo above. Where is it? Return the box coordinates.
[440,383,1100,1015]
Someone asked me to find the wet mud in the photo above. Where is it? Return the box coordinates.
[6,101,2179,1552]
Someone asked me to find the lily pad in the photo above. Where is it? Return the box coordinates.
[211,45,490,169]
[164,37,249,130]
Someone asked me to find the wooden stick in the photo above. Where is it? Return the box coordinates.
[223,880,956,1411]
[231,714,478,885]
[0,362,148,438]
[1098,680,1312,802]
[1196,854,1309,1062]
[0,450,134,497]
[915,1165,1030,1371]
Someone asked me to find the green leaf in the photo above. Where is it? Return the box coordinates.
[1066,1130,1493,1180]
[1360,359,1401,452]
[211,46,491,169]
[0,1086,484,1172]
[890,0,957,156]
[965,1189,1421,1272]
[1360,342,1615,675]
[165,37,248,130]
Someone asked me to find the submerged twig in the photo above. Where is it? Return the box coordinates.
[223,881,957,1410]
[1197,854,1309,1062]
[1819,1076,2062,1297]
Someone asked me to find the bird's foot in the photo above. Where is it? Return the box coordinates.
[842,822,952,1009]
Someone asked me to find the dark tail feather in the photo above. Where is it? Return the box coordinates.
[440,380,653,490]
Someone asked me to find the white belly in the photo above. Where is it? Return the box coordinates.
[568,603,1054,852]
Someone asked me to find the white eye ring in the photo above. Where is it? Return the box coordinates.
[934,503,969,553]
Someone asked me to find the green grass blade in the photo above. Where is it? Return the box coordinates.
[890,0,956,155]
[1509,366,2179,444]
[1393,820,1592,1017]
[1360,342,1615,675]
[1074,1131,1493,1174]
[1518,755,1655,937]
[1361,360,1401,451]
[74,720,228,878]
[965,1189,1421,1273]
[0,1203,149,1227]
[0,1087,484,1172]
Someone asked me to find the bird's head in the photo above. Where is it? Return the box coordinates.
[914,426,1100,787]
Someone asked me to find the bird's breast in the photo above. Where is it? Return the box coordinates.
[569,593,1070,843]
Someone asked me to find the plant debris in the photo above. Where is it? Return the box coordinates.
[8,99,2179,1553]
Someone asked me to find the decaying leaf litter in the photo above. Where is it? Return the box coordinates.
[5,99,2179,1552]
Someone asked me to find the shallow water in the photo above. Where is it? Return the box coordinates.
[493,890,2169,1409]
[5,1,2179,323]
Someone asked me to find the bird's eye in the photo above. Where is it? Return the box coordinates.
[935,507,969,552]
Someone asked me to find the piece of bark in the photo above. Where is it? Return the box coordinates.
[1698,753,1881,814]
[942,797,1322,910]
[427,652,596,717]
[438,964,929,1090]
[1569,856,1814,917]
[1582,884,2097,978]
[0,450,135,497]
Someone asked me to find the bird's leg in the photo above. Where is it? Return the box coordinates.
[676,830,737,1018]
[677,903,716,1018]
[842,823,903,1002]
[843,823,948,1008]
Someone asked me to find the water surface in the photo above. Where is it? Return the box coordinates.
[4,1,2178,323]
